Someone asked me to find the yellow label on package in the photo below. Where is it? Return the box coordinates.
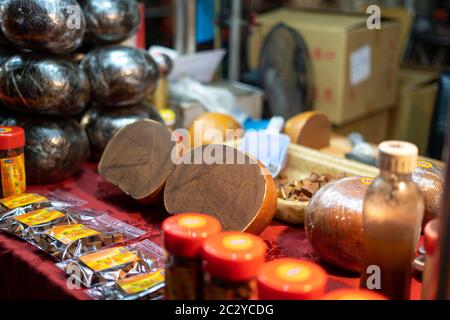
[80,247,138,272]
[46,224,100,245]
[0,193,47,209]
[116,269,165,295]
[15,208,65,227]
[418,160,433,169]
[360,177,373,185]
[0,154,26,197]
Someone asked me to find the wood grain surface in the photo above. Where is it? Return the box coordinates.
[164,145,277,234]
[98,119,176,203]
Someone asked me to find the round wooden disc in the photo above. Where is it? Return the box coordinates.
[164,144,277,234]
[284,111,330,149]
[98,119,176,203]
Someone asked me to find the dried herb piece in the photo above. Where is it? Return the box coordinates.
[276,172,345,202]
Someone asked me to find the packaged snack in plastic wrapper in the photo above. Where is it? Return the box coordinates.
[33,213,145,261]
[87,268,165,300]
[59,239,165,289]
[0,191,87,222]
[1,206,111,244]
[1,206,80,240]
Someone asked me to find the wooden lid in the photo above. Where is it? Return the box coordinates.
[98,119,176,203]
[164,144,277,234]
[284,111,331,149]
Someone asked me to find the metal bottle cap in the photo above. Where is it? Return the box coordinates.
[378,140,418,174]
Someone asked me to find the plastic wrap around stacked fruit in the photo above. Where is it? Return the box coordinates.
[0,0,162,182]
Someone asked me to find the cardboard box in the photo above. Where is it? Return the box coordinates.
[170,81,264,128]
[381,7,413,60]
[333,110,391,144]
[248,8,401,125]
[390,68,438,154]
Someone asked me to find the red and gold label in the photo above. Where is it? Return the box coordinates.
[116,269,165,295]
[0,154,26,197]
[15,208,65,227]
[0,193,47,209]
[80,247,138,272]
[45,224,100,245]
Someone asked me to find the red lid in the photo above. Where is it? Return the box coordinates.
[424,219,439,256]
[257,258,328,300]
[0,126,25,150]
[162,213,222,258]
[322,289,387,300]
[202,232,266,282]
[434,9,448,21]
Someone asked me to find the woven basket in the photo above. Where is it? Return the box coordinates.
[276,143,379,225]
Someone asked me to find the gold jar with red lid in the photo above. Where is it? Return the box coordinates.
[0,126,26,198]
[257,258,328,300]
[202,232,266,300]
[162,213,222,300]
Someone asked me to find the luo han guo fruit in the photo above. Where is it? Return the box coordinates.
[20,117,90,184]
[81,45,159,107]
[81,102,164,159]
[1,0,86,54]
[305,176,369,273]
[81,0,140,45]
[0,54,90,115]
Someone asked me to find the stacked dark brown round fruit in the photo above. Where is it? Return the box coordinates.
[78,0,164,161]
[0,0,162,184]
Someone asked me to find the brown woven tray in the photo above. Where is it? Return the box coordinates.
[276,143,379,225]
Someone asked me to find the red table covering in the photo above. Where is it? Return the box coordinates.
[0,163,422,300]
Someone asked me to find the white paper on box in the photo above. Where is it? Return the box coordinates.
[169,49,226,83]
[350,45,371,86]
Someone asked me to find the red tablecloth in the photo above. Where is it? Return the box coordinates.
[0,163,422,300]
